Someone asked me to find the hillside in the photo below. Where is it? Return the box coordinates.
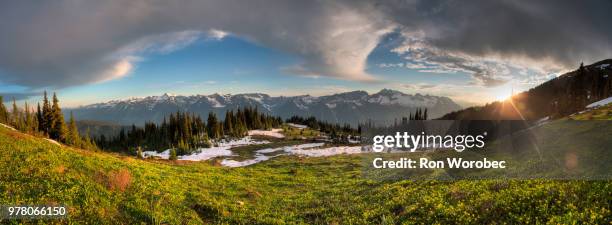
[441,59,612,120]
[1,123,611,224]
[570,99,612,120]
[68,89,461,126]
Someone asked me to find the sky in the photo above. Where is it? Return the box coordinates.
[1,0,611,107]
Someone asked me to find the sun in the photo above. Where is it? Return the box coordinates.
[495,93,512,101]
[493,84,514,101]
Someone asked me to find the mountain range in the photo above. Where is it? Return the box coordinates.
[68,89,462,126]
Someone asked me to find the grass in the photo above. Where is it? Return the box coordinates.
[281,125,320,140]
[0,120,611,224]
[571,104,612,120]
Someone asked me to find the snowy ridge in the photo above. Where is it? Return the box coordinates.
[79,89,454,111]
[70,89,462,125]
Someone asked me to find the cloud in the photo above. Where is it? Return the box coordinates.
[207,29,229,41]
[0,0,611,90]
[402,83,438,90]
[0,0,392,90]
[0,92,40,102]
[378,0,612,86]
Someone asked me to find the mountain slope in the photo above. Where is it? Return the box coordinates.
[1,123,610,223]
[69,89,461,125]
[441,59,612,120]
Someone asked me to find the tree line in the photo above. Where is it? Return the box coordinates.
[441,61,612,120]
[95,107,283,156]
[0,92,97,149]
[285,115,359,143]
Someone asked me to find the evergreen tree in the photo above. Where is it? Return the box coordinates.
[36,103,43,132]
[49,93,67,142]
[207,112,221,139]
[66,111,80,146]
[24,102,33,133]
[42,91,52,135]
[224,110,234,137]
[96,107,289,156]
[169,148,178,160]
[0,96,8,124]
[11,98,21,129]
[136,146,144,159]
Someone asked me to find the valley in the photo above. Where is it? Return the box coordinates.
[1,103,611,223]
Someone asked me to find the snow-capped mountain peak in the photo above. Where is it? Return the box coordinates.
[70,90,462,125]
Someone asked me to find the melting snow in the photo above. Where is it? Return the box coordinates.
[248,128,285,138]
[285,145,363,157]
[143,136,269,160]
[287,123,307,129]
[45,138,61,146]
[0,123,16,131]
[586,96,612,108]
[223,143,365,167]
[597,64,610,70]
[144,135,365,167]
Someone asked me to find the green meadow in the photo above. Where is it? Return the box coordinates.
[1,121,611,224]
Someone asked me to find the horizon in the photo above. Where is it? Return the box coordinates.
[0,86,516,109]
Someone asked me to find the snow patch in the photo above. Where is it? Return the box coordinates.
[248,128,285,138]
[221,143,324,167]
[223,143,365,167]
[367,93,437,107]
[206,96,225,108]
[0,123,16,131]
[586,96,612,108]
[143,136,269,160]
[221,154,275,167]
[45,138,61,146]
[287,123,307,129]
[597,64,610,70]
[285,145,363,157]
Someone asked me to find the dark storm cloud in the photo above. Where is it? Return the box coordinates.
[379,0,612,80]
[0,92,40,102]
[0,0,391,90]
[0,0,610,89]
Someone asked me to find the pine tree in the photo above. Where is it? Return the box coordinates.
[224,110,234,137]
[11,98,21,130]
[136,146,144,159]
[49,93,67,142]
[42,91,52,135]
[66,111,80,146]
[169,148,178,160]
[24,102,33,133]
[207,112,221,139]
[0,96,8,124]
[81,128,97,150]
[36,103,42,132]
